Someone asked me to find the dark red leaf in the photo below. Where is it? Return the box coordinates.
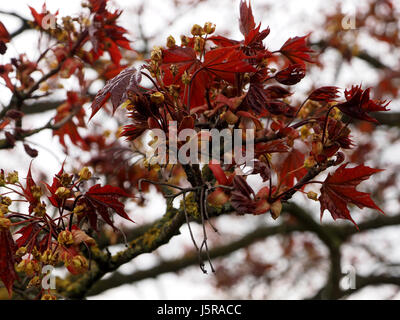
[202,46,256,82]
[0,229,18,297]
[90,67,140,119]
[308,86,340,102]
[87,3,132,65]
[255,139,289,155]
[278,148,307,188]
[335,85,390,123]
[0,21,10,55]
[231,176,270,215]
[208,163,229,185]
[44,164,66,208]
[21,163,39,214]
[0,21,9,43]
[15,223,40,248]
[279,34,314,64]
[252,160,271,182]
[275,64,306,85]
[239,0,256,36]
[319,163,384,228]
[161,45,255,108]
[53,92,88,150]
[81,184,132,230]
[208,35,240,48]
[231,176,256,214]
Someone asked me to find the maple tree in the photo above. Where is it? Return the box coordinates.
[0,0,398,300]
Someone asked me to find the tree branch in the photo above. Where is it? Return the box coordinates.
[87,221,308,296]
[0,10,31,39]
[312,40,389,70]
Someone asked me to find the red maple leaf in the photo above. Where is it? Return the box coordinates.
[312,117,353,162]
[53,91,88,150]
[208,162,230,185]
[80,184,132,230]
[279,34,314,64]
[241,70,295,116]
[278,148,307,189]
[212,1,270,52]
[230,176,270,215]
[239,0,256,37]
[0,21,10,55]
[275,64,306,85]
[308,86,340,102]
[90,67,140,119]
[161,45,256,108]
[21,163,40,214]
[335,85,390,123]
[87,0,132,66]
[0,228,18,297]
[28,3,59,29]
[255,139,289,155]
[44,164,67,208]
[319,163,384,228]
[202,46,256,82]
[160,46,205,107]
[15,223,40,248]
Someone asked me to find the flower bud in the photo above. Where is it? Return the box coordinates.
[0,217,11,229]
[0,171,5,186]
[180,35,189,46]
[68,255,89,274]
[6,171,18,184]
[25,260,39,277]
[203,22,216,34]
[304,156,316,169]
[27,276,41,288]
[73,204,86,216]
[182,71,190,85]
[168,84,180,98]
[55,187,71,199]
[15,260,26,273]
[60,173,73,186]
[307,191,319,201]
[31,185,42,199]
[58,230,74,246]
[150,46,162,63]
[78,167,92,181]
[0,204,9,217]
[41,249,52,264]
[300,125,310,140]
[270,200,282,220]
[150,92,165,104]
[169,64,178,77]
[33,202,46,217]
[16,246,27,257]
[166,35,176,48]
[312,141,323,156]
[31,246,41,260]
[194,36,205,53]
[1,196,12,206]
[191,24,203,36]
